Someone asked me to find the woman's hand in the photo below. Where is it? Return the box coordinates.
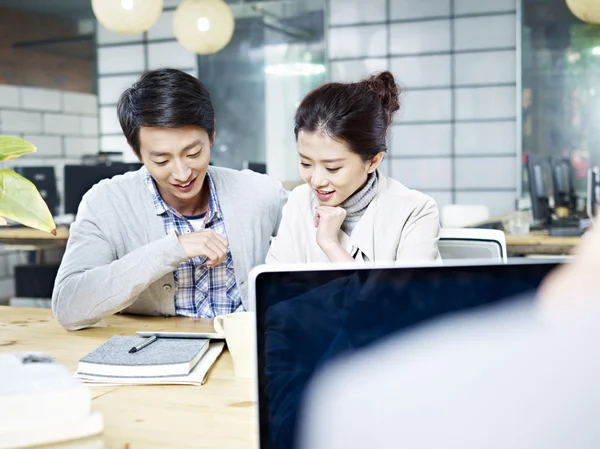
[315,206,346,249]
[315,206,353,263]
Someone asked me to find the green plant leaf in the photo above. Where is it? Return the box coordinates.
[0,136,37,161]
[0,169,56,234]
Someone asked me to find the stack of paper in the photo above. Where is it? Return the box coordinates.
[74,336,224,386]
[0,352,103,448]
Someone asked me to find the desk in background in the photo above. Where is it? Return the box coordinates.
[0,225,69,250]
[0,306,257,449]
[0,223,581,271]
[505,231,581,257]
[0,226,70,305]
[473,212,583,257]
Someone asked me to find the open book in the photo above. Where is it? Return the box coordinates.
[75,337,224,386]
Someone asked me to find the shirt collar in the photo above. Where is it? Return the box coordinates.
[143,167,221,221]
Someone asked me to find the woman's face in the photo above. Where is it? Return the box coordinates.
[298,130,382,206]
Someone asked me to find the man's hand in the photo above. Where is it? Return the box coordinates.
[177,229,228,267]
[315,206,346,250]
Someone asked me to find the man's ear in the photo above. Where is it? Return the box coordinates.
[367,152,384,174]
[130,145,143,162]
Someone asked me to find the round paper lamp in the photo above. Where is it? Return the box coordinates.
[92,0,164,34]
[174,0,235,55]
[566,0,600,24]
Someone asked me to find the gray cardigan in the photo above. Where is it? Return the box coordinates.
[52,166,288,330]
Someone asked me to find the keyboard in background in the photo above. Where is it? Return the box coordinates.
[548,226,585,237]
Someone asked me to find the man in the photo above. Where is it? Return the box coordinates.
[298,226,600,449]
[52,68,287,330]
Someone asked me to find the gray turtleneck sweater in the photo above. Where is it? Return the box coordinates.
[340,171,378,235]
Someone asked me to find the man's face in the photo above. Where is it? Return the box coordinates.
[138,125,212,212]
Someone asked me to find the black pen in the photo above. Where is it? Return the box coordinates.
[128,335,158,353]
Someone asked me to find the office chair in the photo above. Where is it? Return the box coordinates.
[438,228,507,263]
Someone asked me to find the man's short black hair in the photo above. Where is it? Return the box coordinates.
[117,68,215,157]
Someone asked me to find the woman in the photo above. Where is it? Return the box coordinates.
[266,71,440,264]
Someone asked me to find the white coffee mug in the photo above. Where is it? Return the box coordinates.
[213,311,257,379]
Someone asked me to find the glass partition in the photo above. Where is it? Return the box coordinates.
[521,0,600,206]
[198,1,325,182]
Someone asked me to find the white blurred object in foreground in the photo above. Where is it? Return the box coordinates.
[299,298,600,449]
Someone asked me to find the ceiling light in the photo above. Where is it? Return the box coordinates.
[566,0,600,24]
[174,0,235,55]
[92,0,163,34]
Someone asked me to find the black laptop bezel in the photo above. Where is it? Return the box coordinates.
[253,260,561,449]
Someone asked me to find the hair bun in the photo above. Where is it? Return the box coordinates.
[365,71,400,127]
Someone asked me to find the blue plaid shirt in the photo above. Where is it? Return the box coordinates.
[144,168,242,318]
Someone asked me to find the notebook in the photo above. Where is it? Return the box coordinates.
[75,341,225,386]
[77,335,210,378]
[76,342,225,386]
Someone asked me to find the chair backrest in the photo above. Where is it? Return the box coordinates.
[441,204,490,228]
[438,228,507,263]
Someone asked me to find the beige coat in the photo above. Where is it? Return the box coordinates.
[266,172,441,264]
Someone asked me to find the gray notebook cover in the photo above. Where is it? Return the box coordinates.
[80,336,209,367]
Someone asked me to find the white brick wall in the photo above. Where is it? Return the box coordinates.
[147,41,197,70]
[0,84,99,213]
[64,136,99,157]
[22,134,63,156]
[327,0,519,216]
[0,85,19,108]
[80,116,99,136]
[43,113,81,135]
[63,92,98,115]
[21,87,61,112]
[0,110,43,133]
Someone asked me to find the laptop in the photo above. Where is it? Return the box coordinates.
[249,260,561,449]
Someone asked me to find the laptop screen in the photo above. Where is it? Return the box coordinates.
[254,261,560,449]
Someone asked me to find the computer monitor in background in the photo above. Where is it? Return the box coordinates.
[526,154,552,225]
[587,166,599,219]
[242,160,267,174]
[551,158,576,212]
[13,166,59,216]
[64,163,142,215]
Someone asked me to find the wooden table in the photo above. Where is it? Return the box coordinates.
[0,225,69,250]
[0,306,257,449]
[473,213,584,256]
[505,231,582,256]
